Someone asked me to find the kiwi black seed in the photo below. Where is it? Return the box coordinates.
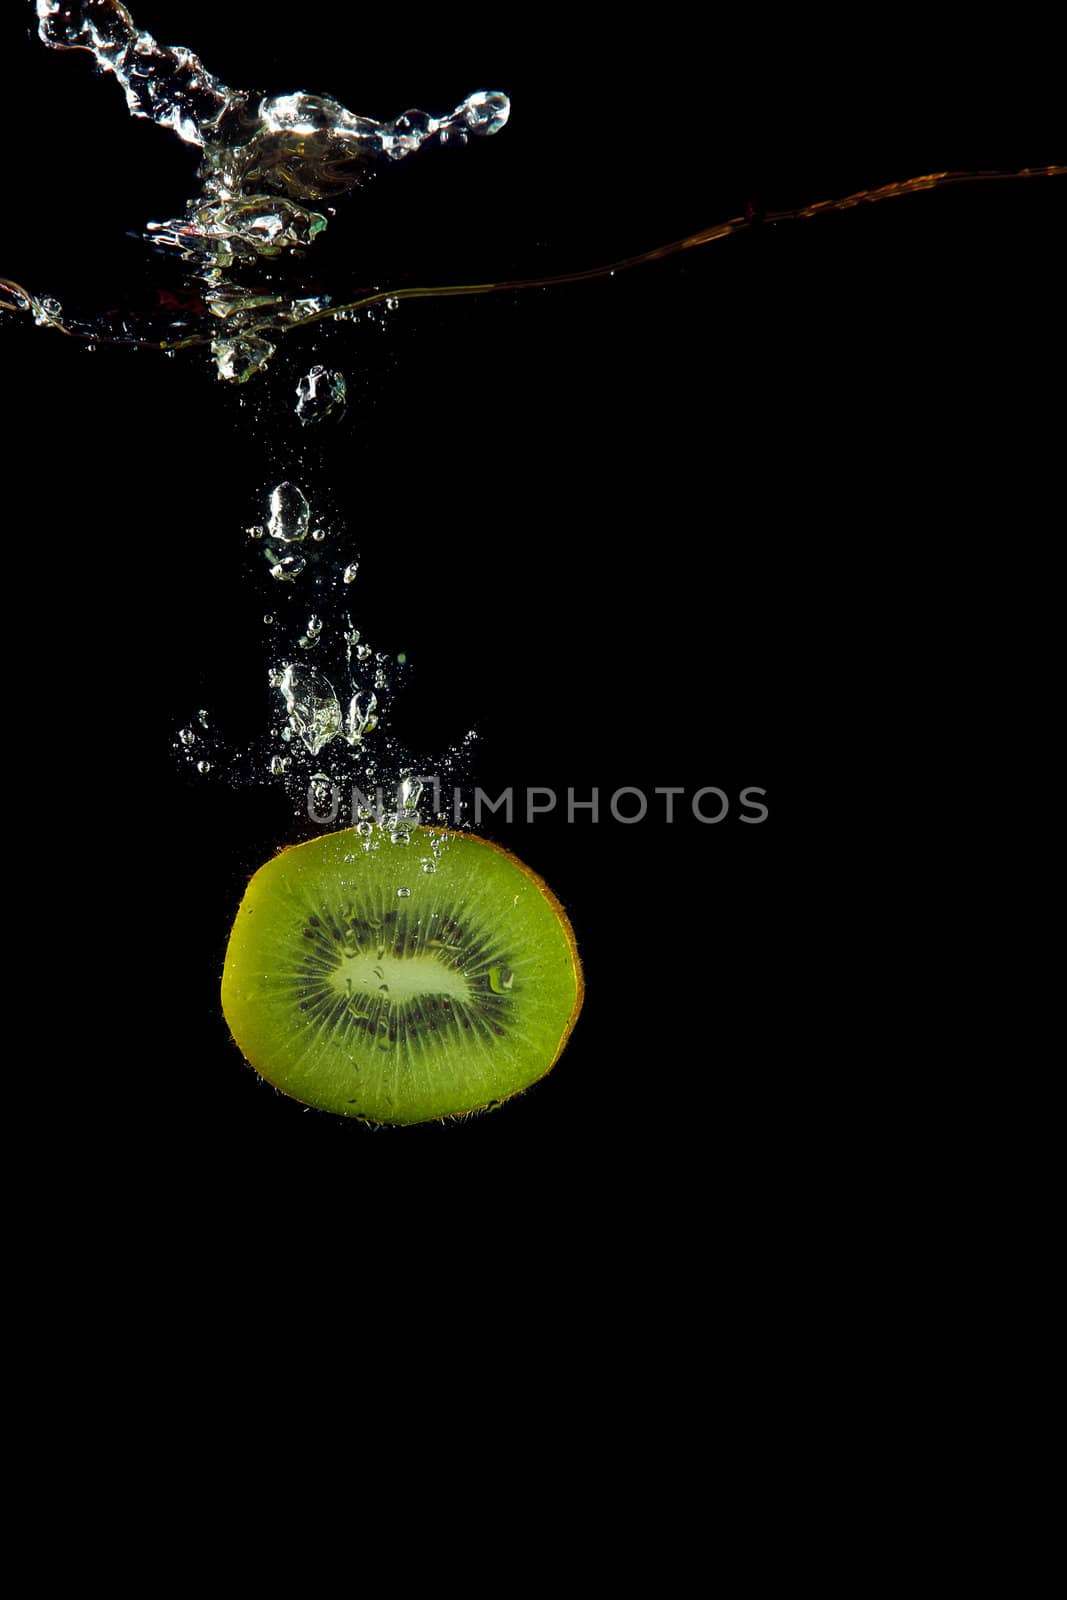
[221,826,583,1124]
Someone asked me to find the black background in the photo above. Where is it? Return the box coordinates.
[2,4,1061,1247]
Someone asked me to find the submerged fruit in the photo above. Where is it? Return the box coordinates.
[221,826,583,1124]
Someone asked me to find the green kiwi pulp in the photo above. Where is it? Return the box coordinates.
[221,827,583,1124]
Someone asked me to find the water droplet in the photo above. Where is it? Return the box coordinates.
[197,709,210,728]
[343,561,360,585]
[457,89,510,136]
[179,727,196,747]
[390,830,411,847]
[270,755,290,776]
[196,760,212,774]
[263,613,275,625]
[270,555,306,581]
[397,887,412,898]
[307,615,323,637]
[33,295,62,328]
[267,481,310,544]
[312,529,326,542]
[355,643,371,660]
[420,860,436,875]
[247,524,265,539]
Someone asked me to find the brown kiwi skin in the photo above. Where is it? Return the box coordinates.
[223,826,585,1128]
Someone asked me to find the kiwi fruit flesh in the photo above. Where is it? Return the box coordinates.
[221,826,583,1124]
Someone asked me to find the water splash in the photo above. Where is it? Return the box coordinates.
[2,7,1060,383]
[5,160,1061,382]
[33,1,509,377]
[19,7,1064,845]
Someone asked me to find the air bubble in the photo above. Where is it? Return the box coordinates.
[345,688,378,745]
[276,664,342,755]
[310,773,333,808]
[295,366,347,424]
[215,334,276,383]
[397,887,412,898]
[267,482,310,544]
[398,776,423,813]
[270,555,306,581]
[343,562,360,585]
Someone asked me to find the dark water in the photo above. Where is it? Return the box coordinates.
[3,5,1061,1249]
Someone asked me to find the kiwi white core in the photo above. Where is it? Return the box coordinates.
[329,951,472,1006]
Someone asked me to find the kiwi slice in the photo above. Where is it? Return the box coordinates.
[221,827,583,1124]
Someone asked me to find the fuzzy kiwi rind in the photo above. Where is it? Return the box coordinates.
[221,826,584,1125]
